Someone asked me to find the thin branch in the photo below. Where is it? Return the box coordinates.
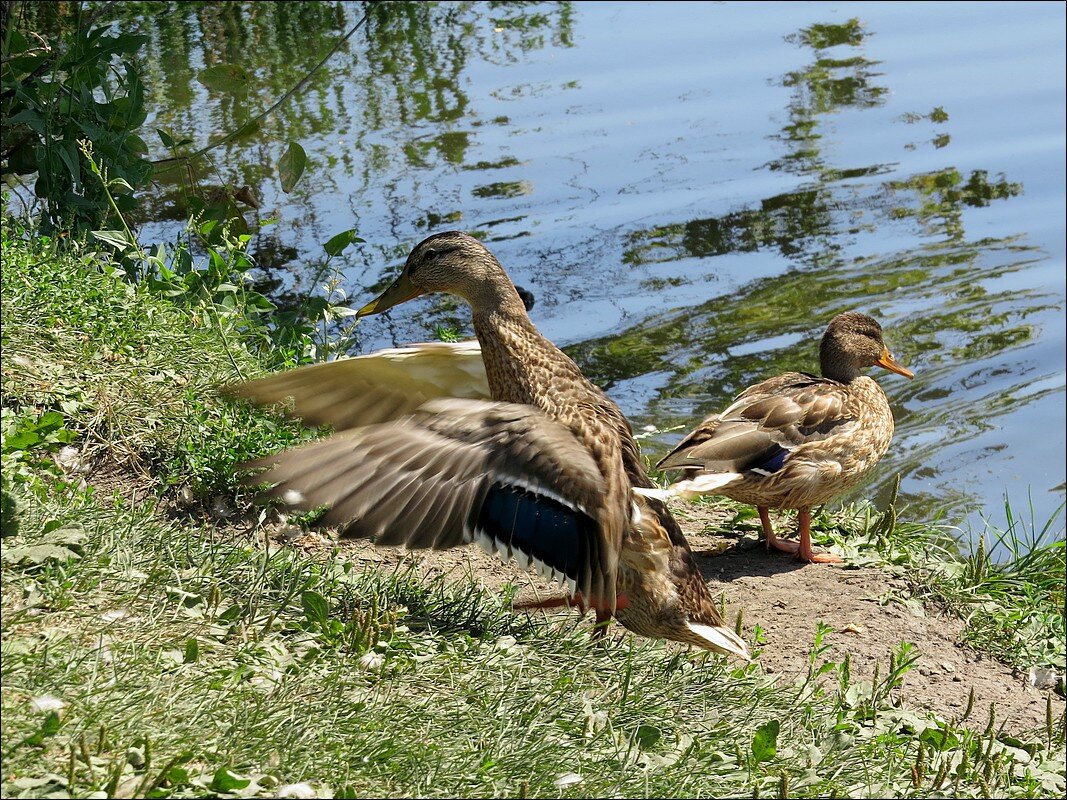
[152,7,370,174]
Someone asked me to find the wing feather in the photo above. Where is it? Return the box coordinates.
[240,397,613,600]
[223,341,490,430]
[658,373,856,473]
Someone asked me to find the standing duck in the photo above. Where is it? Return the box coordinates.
[643,312,913,564]
[228,231,749,658]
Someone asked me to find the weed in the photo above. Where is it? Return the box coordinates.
[2,13,152,235]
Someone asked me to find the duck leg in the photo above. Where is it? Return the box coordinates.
[590,608,613,640]
[796,508,842,564]
[758,506,800,555]
[512,595,576,612]
[513,594,614,638]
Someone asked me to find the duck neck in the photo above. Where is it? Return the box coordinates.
[466,275,530,321]
[820,345,861,383]
[470,292,555,405]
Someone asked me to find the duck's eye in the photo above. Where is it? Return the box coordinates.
[423,247,438,259]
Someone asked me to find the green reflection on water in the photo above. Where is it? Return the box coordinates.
[559,17,1045,524]
[16,4,1058,532]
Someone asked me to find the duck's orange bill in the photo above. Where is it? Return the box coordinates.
[356,271,426,317]
[876,347,915,379]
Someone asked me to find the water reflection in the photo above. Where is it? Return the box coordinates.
[12,3,1061,544]
[625,19,892,267]
[121,1,573,272]
[562,17,1052,531]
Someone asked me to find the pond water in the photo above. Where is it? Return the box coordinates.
[35,2,1067,551]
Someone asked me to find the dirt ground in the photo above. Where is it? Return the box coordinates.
[265,499,1063,737]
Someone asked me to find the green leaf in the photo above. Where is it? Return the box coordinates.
[301,590,329,627]
[37,411,64,430]
[91,230,134,251]
[197,64,250,94]
[183,637,199,664]
[634,724,662,750]
[751,719,780,763]
[3,429,42,451]
[7,109,46,135]
[278,140,307,193]
[7,141,38,175]
[232,120,261,141]
[218,605,243,624]
[156,129,192,149]
[110,95,148,129]
[5,29,29,55]
[109,33,149,55]
[124,133,150,155]
[919,726,960,752]
[109,177,135,193]
[40,518,65,535]
[55,141,82,182]
[323,229,364,257]
[24,712,62,746]
[1,483,21,539]
[208,767,250,793]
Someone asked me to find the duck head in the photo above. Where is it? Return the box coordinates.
[614,594,750,659]
[820,311,914,383]
[357,231,527,317]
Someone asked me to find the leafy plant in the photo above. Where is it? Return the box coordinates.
[0,408,75,495]
[268,227,366,363]
[1,18,152,235]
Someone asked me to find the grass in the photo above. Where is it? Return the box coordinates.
[0,217,310,501]
[4,493,1064,798]
[2,224,1065,797]
[812,489,1066,674]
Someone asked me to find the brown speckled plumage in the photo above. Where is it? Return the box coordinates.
[228,231,748,657]
[656,311,914,564]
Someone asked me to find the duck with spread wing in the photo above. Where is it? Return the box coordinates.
[227,231,749,658]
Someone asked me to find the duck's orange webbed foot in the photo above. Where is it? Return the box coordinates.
[796,509,843,564]
[766,532,801,555]
[796,544,843,564]
[759,506,800,555]
[760,507,842,563]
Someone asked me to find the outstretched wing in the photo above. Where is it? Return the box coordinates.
[223,341,489,430]
[657,372,856,473]
[241,397,615,602]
